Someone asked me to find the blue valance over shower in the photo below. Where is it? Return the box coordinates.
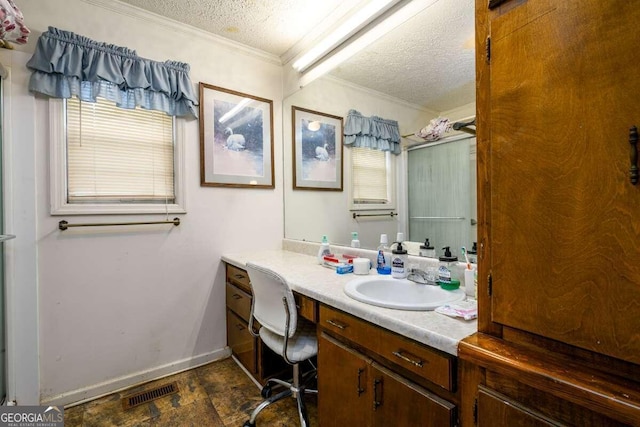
[343,109,401,155]
[26,27,198,118]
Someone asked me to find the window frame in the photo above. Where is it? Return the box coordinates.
[348,147,396,212]
[49,98,187,215]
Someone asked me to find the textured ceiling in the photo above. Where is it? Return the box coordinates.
[116,0,475,112]
[117,0,362,56]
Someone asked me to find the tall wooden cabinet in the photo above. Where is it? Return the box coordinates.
[460,0,640,425]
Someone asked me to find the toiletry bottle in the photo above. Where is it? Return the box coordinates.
[377,234,389,272]
[391,241,408,279]
[419,238,435,258]
[350,231,360,248]
[467,242,478,264]
[438,246,458,283]
[317,235,331,264]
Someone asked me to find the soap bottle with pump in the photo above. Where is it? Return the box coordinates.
[376,234,391,274]
[438,246,458,283]
[419,238,435,258]
[467,242,478,264]
[350,231,361,248]
[391,240,408,279]
[317,235,331,264]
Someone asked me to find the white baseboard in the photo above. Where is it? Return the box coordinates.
[41,347,232,407]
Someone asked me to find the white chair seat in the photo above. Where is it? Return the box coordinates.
[259,318,318,363]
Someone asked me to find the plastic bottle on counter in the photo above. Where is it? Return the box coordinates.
[376,234,391,274]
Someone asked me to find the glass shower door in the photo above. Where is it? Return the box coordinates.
[407,136,473,259]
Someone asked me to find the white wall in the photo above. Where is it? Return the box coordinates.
[283,76,437,249]
[15,0,285,405]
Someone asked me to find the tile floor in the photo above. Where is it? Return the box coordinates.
[64,357,318,426]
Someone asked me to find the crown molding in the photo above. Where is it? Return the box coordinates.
[323,74,437,114]
[81,0,282,66]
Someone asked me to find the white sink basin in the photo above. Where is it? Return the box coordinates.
[344,275,465,311]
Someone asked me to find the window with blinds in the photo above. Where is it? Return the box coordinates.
[351,147,392,206]
[65,97,175,204]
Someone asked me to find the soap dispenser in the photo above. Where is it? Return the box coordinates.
[419,238,435,258]
[391,241,408,279]
[438,246,458,283]
[467,242,478,264]
[317,235,331,264]
[350,231,361,248]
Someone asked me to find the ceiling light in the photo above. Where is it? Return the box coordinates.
[292,0,397,73]
[298,0,439,87]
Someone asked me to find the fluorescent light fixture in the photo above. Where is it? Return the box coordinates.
[218,98,252,124]
[292,0,396,72]
[298,0,439,88]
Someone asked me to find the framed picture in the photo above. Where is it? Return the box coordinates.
[199,83,274,188]
[292,106,343,191]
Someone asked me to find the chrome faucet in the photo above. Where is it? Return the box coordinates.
[407,268,438,285]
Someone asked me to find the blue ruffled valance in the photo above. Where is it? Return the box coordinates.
[343,109,401,155]
[26,27,198,118]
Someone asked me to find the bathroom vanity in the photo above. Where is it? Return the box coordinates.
[222,248,477,426]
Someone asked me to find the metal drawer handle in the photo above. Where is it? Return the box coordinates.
[326,319,348,330]
[357,368,365,396]
[373,378,382,410]
[630,126,638,185]
[232,294,242,300]
[235,324,245,331]
[234,273,246,280]
[392,350,424,368]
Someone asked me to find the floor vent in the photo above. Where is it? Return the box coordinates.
[122,382,179,410]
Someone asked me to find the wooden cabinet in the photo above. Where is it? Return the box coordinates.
[461,1,640,424]
[318,305,458,426]
[481,0,640,365]
[477,386,561,427]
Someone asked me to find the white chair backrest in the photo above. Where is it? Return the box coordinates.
[246,262,298,338]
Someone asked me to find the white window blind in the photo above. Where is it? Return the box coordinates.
[352,147,389,204]
[66,97,175,204]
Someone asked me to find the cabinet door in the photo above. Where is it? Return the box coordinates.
[371,362,456,427]
[478,386,562,426]
[487,0,640,363]
[226,310,257,374]
[318,332,371,426]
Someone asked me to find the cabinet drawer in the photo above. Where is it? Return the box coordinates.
[320,304,455,391]
[226,282,252,321]
[379,326,455,392]
[227,310,257,374]
[320,304,380,349]
[226,264,251,294]
[295,293,318,323]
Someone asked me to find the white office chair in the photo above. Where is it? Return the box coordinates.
[243,262,318,427]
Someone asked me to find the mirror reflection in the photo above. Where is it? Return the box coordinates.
[283,0,476,257]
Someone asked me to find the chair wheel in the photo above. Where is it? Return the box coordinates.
[261,384,272,398]
[243,421,254,427]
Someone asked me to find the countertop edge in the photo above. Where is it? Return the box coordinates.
[221,250,477,356]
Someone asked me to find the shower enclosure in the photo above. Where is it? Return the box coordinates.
[407,135,476,260]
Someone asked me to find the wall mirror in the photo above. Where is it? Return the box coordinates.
[283,0,476,257]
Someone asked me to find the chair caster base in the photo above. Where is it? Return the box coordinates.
[260,384,272,399]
